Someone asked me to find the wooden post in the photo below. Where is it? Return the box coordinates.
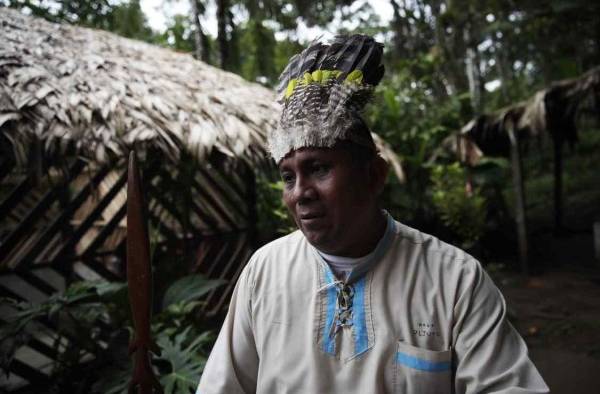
[594,222,600,262]
[507,121,529,275]
[244,162,258,249]
[127,151,163,394]
[553,136,564,232]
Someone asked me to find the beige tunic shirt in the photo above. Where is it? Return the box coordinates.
[197,217,549,394]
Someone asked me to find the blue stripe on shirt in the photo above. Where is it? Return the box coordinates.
[323,267,337,355]
[351,276,369,357]
[395,352,451,372]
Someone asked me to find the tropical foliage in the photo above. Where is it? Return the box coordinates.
[1,0,599,391]
[0,275,224,393]
[431,163,487,248]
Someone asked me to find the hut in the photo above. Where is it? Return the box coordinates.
[445,66,600,272]
[0,8,403,391]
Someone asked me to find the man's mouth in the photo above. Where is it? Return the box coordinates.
[299,212,324,220]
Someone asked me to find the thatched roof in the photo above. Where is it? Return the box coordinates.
[0,8,404,181]
[454,66,600,163]
[0,8,277,165]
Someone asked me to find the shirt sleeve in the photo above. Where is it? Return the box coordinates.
[196,261,258,394]
[452,259,549,394]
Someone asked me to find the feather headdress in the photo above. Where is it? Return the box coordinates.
[268,34,385,162]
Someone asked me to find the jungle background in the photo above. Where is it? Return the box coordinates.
[1,0,599,393]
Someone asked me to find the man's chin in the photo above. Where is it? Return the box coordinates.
[301,229,332,251]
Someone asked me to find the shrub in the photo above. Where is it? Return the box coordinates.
[431,163,487,248]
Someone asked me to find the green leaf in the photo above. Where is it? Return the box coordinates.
[162,275,226,310]
[157,327,208,394]
[93,281,127,297]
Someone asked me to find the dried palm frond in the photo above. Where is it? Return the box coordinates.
[0,9,404,182]
[454,66,600,160]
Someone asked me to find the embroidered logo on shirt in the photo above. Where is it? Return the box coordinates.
[413,322,441,337]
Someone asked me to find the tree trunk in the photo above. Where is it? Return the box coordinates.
[216,0,229,69]
[389,0,406,58]
[493,36,510,102]
[189,0,204,61]
[463,18,483,114]
[430,2,468,95]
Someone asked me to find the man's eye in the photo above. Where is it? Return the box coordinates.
[281,173,295,185]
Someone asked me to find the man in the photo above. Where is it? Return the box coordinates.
[197,35,548,394]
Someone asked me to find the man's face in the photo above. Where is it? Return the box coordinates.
[278,146,378,256]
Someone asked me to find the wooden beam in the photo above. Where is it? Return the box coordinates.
[0,160,86,264]
[190,175,239,230]
[112,201,181,257]
[203,238,233,277]
[0,155,15,183]
[203,234,248,313]
[0,283,101,354]
[207,245,253,316]
[212,161,247,201]
[15,271,57,296]
[77,255,121,281]
[51,168,127,272]
[148,174,221,232]
[80,203,126,258]
[7,359,51,386]
[0,175,33,220]
[197,166,247,220]
[146,182,214,233]
[13,165,112,270]
[22,335,60,361]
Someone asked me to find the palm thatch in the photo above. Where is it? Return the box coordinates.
[456,66,600,162]
[0,8,276,165]
[0,7,404,179]
[441,66,600,271]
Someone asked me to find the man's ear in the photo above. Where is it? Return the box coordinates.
[369,155,389,195]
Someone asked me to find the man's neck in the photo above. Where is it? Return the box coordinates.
[325,209,387,258]
[317,211,392,281]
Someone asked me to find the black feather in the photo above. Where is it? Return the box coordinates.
[276,53,299,93]
[277,34,385,98]
[276,39,323,95]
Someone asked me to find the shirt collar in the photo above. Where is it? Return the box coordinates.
[313,210,396,283]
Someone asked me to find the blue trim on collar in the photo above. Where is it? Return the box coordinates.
[322,267,337,355]
[351,276,369,357]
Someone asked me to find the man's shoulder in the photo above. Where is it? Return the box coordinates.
[253,229,305,257]
[244,230,306,272]
[391,219,480,275]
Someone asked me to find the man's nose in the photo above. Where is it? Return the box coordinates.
[294,176,317,203]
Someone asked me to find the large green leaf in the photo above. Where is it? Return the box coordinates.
[157,327,211,394]
[161,275,226,309]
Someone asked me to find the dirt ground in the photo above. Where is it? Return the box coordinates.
[492,233,600,394]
